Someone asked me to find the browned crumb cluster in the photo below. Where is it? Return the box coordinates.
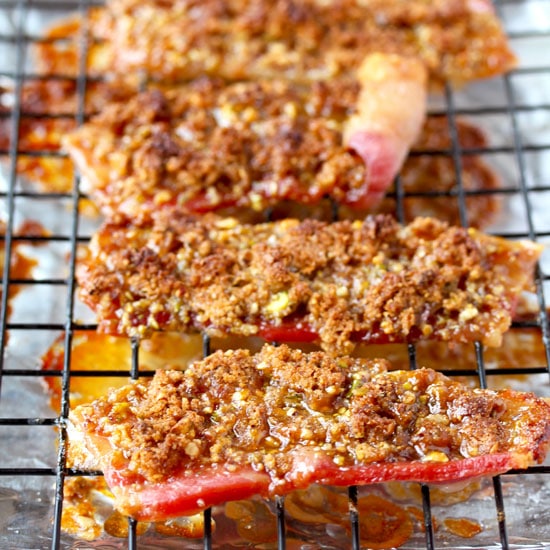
[63,83,502,224]
[63,80,366,220]
[91,0,516,85]
[72,344,550,484]
[6,67,502,227]
[76,213,542,354]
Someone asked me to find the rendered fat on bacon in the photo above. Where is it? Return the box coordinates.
[63,53,426,218]
[76,213,543,354]
[68,344,550,522]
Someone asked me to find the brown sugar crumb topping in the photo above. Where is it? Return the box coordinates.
[92,0,516,85]
[77,213,542,354]
[63,79,366,220]
[73,344,550,484]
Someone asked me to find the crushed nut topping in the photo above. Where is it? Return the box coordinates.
[71,345,550,485]
[64,79,366,221]
[77,213,542,354]
[91,0,516,85]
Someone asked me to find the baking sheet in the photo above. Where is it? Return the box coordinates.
[1,0,550,548]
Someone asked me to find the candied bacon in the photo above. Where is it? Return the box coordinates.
[76,212,542,354]
[4,69,501,226]
[62,54,426,219]
[1,17,501,225]
[68,344,550,521]
[91,0,516,85]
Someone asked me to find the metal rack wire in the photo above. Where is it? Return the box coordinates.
[0,0,549,548]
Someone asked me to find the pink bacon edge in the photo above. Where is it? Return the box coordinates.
[467,0,495,15]
[102,448,539,522]
[343,53,428,209]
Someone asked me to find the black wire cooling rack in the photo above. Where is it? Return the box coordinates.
[0,0,550,548]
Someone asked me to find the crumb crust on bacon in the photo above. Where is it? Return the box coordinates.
[5,68,501,227]
[0,0,512,222]
[76,213,542,354]
[91,0,516,85]
[63,79,367,219]
[70,344,550,487]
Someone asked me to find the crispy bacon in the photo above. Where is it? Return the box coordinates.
[68,344,550,522]
[91,0,516,85]
[76,213,542,354]
[341,53,426,209]
[63,54,426,219]
[3,69,500,226]
[3,17,500,223]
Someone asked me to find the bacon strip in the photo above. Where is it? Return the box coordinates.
[4,67,498,225]
[63,55,426,219]
[68,344,550,522]
[2,0,515,214]
[76,213,542,354]
[342,53,426,209]
[91,0,516,85]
